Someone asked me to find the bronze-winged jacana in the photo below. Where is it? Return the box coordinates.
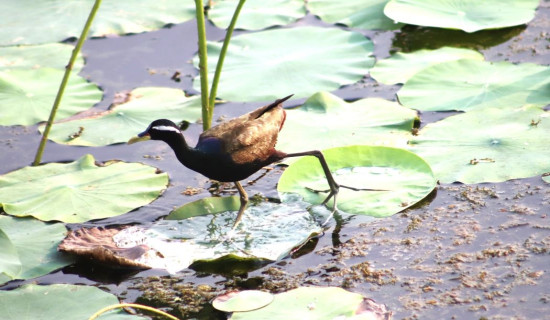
[128,95,340,228]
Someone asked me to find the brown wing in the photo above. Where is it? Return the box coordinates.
[199,102,286,164]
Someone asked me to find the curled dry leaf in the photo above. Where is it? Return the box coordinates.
[58,227,151,270]
[356,297,392,320]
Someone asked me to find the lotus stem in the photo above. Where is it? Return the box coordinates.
[32,0,102,166]
[208,0,247,112]
[194,0,211,130]
[88,303,179,320]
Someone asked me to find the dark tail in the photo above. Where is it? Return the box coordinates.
[256,94,294,119]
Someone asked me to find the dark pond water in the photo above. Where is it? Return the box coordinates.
[1,2,549,320]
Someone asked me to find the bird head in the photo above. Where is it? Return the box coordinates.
[127,119,182,144]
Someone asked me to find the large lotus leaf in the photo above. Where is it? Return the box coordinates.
[0,227,21,285]
[0,284,146,320]
[40,87,202,146]
[370,47,483,85]
[277,92,417,154]
[278,145,436,217]
[0,0,195,45]
[193,27,374,102]
[0,154,168,223]
[208,0,306,30]
[0,68,102,126]
[384,0,539,33]
[308,0,402,30]
[408,105,550,184]
[231,287,368,320]
[0,216,73,285]
[0,43,84,71]
[397,60,550,112]
[111,197,322,272]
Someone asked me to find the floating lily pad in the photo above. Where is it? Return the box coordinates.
[370,47,483,85]
[277,92,417,154]
[213,290,274,312]
[0,284,146,320]
[193,27,374,102]
[0,154,168,223]
[0,227,21,284]
[0,0,195,45]
[208,0,305,30]
[85,198,322,272]
[384,0,539,33]
[397,60,550,112]
[167,196,241,219]
[278,145,436,217]
[0,43,84,71]
[409,105,550,183]
[231,287,390,320]
[41,87,202,146]
[308,0,402,30]
[0,68,102,126]
[0,216,73,285]
[543,174,550,184]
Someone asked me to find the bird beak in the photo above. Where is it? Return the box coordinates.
[127,133,150,144]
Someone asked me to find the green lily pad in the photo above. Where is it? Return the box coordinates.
[208,0,306,30]
[277,92,417,154]
[308,0,402,30]
[161,198,322,262]
[0,0,195,45]
[278,145,437,217]
[0,284,146,320]
[0,154,168,223]
[231,287,372,319]
[193,26,374,102]
[0,68,102,126]
[41,87,202,146]
[0,216,73,285]
[384,0,539,33]
[543,174,550,184]
[0,43,84,71]
[370,47,483,85]
[409,105,550,183]
[213,290,274,312]
[109,198,322,272]
[397,60,550,112]
[0,227,21,284]
[167,196,241,220]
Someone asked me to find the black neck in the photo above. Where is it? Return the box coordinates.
[162,133,200,169]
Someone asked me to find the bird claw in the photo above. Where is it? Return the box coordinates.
[306,188,339,227]
[340,184,388,192]
[305,186,330,194]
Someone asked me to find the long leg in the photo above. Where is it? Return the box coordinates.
[232,181,248,229]
[284,150,340,211]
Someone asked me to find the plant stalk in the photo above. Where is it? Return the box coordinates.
[208,0,247,112]
[88,303,178,320]
[194,0,211,130]
[32,0,102,166]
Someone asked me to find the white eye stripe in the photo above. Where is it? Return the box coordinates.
[152,125,181,133]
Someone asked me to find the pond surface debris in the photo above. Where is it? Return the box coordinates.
[129,179,549,319]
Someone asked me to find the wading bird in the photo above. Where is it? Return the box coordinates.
[128,95,341,228]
